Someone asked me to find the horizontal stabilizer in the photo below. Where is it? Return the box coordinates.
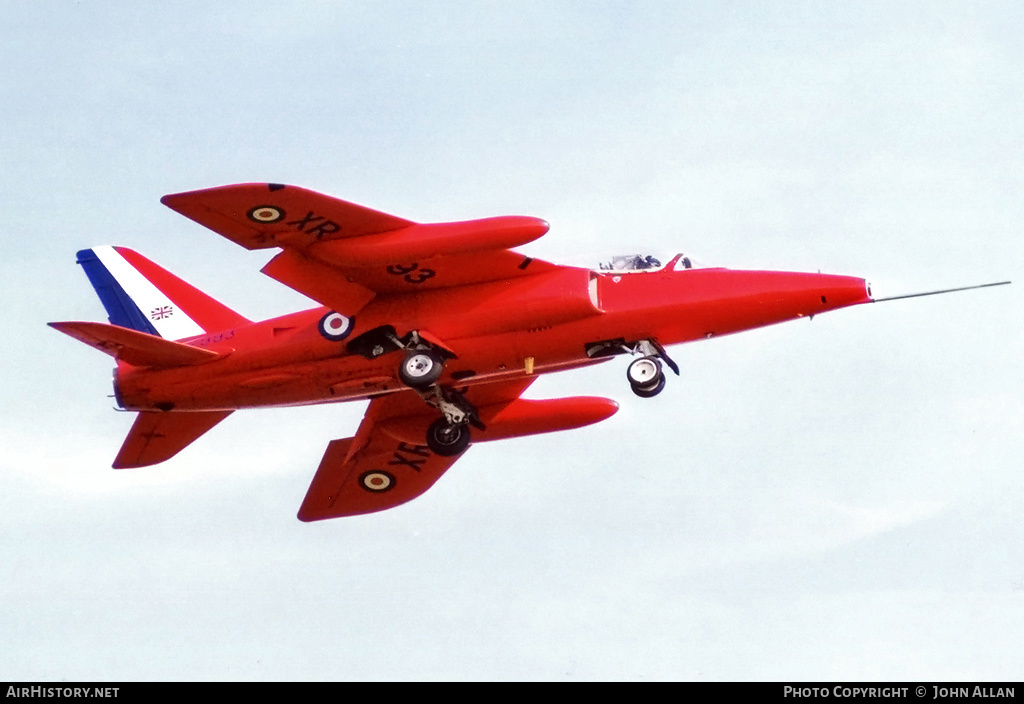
[48,321,226,368]
[114,410,233,468]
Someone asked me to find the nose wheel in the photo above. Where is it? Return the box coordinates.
[627,356,666,397]
[622,338,677,398]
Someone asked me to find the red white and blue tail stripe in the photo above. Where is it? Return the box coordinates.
[76,246,249,340]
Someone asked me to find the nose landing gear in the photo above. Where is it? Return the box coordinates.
[625,339,678,398]
[627,356,666,397]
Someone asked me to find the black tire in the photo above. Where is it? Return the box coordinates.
[630,373,666,398]
[398,349,444,388]
[427,419,471,456]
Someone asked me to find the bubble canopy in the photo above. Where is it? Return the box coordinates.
[569,251,708,273]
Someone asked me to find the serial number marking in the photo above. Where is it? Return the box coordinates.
[286,210,342,239]
[387,442,431,471]
[386,263,436,284]
[192,330,235,346]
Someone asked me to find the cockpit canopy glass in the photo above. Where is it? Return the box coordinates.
[595,252,698,273]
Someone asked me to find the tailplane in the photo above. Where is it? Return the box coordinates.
[114,411,233,468]
[76,245,250,339]
[47,321,225,368]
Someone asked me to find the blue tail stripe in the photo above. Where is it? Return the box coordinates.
[76,249,159,336]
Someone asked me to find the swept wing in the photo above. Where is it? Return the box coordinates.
[161,183,559,315]
[298,377,537,520]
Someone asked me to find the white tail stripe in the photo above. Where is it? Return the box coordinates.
[91,245,205,340]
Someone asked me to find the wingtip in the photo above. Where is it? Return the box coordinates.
[47,320,85,336]
[159,191,190,212]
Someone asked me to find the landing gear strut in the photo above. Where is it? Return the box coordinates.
[417,385,483,457]
[363,329,452,390]
[348,324,473,453]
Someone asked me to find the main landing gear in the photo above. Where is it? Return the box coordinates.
[342,322,477,456]
[395,334,479,457]
[420,384,482,456]
[398,348,445,388]
[427,418,471,456]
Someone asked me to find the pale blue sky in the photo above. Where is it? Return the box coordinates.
[2,1,1022,680]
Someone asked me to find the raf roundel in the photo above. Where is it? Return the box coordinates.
[318,311,354,341]
[247,205,286,223]
[359,471,395,493]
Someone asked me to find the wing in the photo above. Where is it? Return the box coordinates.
[297,378,535,520]
[161,183,559,315]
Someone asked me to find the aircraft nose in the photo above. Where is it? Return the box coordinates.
[816,275,873,310]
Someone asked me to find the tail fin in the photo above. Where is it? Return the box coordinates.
[76,246,250,339]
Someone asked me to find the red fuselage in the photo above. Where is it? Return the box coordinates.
[114,266,872,413]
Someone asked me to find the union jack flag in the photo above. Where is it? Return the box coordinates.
[151,306,174,320]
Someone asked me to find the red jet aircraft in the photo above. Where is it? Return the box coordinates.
[49,183,1009,520]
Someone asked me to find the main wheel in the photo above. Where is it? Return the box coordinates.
[427,418,471,456]
[398,349,444,388]
[627,356,662,388]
